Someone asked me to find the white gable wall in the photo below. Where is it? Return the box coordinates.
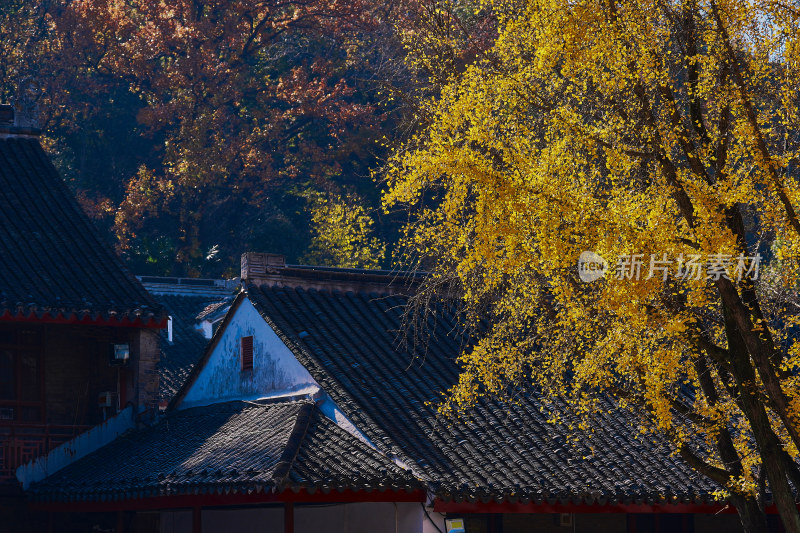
[179,298,320,409]
[176,296,377,449]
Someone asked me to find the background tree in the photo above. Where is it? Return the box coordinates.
[1,0,413,275]
[384,1,800,531]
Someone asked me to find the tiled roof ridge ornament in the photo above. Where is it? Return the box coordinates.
[240,251,424,296]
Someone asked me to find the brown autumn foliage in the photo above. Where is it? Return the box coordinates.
[0,0,495,276]
[1,0,414,275]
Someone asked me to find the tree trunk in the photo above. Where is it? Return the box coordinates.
[694,356,774,533]
[730,494,770,533]
[723,307,800,533]
[737,385,800,533]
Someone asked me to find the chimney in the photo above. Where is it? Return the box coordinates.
[0,103,40,139]
[0,105,14,126]
[241,252,286,283]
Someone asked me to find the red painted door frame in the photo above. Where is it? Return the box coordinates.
[284,502,294,533]
[192,506,202,533]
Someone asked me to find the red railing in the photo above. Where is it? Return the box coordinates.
[0,422,89,484]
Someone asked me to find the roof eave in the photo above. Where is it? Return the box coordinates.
[0,309,168,328]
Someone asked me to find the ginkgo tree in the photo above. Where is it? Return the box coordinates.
[384,1,800,532]
[303,191,387,268]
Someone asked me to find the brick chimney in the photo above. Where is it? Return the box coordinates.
[0,104,40,139]
[240,251,422,295]
[0,105,13,126]
[241,252,287,282]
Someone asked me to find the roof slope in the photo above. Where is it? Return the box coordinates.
[28,400,420,502]
[247,284,721,506]
[155,294,230,404]
[0,137,162,325]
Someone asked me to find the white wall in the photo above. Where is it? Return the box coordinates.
[203,507,284,533]
[177,297,378,448]
[160,510,192,533]
[179,298,320,408]
[16,406,135,489]
[422,507,448,533]
[295,502,421,533]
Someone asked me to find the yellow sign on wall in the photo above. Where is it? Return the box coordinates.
[445,518,465,533]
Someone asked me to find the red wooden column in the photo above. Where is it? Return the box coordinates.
[193,506,202,533]
[284,503,294,533]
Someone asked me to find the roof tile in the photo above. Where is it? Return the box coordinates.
[155,294,230,403]
[247,283,722,505]
[0,137,162,324]
[28,400,421,502]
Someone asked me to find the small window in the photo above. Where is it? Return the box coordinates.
[240,336,254,371]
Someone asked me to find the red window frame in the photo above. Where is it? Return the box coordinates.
[240,336,254,371]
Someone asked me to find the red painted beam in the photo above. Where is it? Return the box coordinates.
[0,310,167,329]
[284,503,294,533]
[192,506,202,533]
[434,500,746,515]
[30,488,427,513]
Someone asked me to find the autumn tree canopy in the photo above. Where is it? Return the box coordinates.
[1,0,405,275]
[385,1,800,532]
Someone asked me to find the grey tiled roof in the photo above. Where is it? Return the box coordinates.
[155,294,230,404]
[28,400,421,502]
[0,137,162,325]
[246,283,722,506]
